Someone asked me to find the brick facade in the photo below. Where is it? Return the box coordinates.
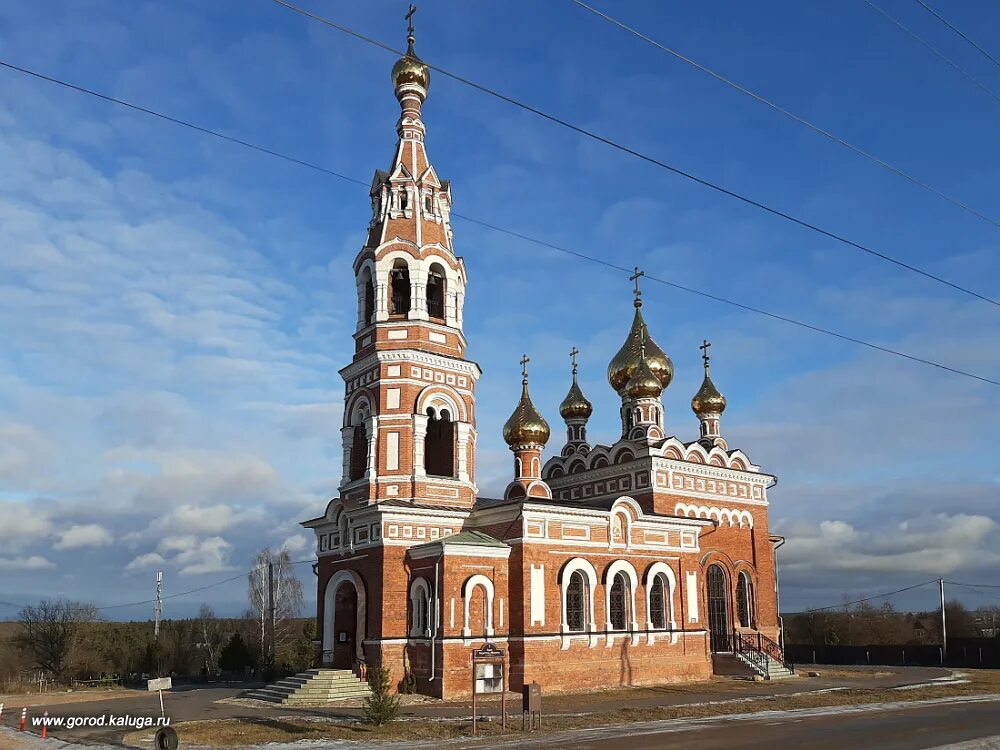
[301,26,783,699]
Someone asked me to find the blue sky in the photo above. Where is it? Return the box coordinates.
[0,0,997,619]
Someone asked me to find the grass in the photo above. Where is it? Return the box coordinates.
[138,670,1000,748]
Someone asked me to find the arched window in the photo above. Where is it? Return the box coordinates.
[424,408,455,477]
[349,423,368,481]
[737,571,754,629]
[424,194,433,212]
[362,271,374,325]
[649,574,667,629]
[410,579,430,637]
[427,263,446,320]
[565,571,587,632]
[398,187,409,210]
[390,260,411,316]
[609,571,630,631]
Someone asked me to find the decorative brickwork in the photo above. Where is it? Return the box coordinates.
[301,18,783,698]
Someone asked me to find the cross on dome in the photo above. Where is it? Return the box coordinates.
[700,339,712,371]
[569,346,579,375]
[629,266,644,308]
[520,353,530,381]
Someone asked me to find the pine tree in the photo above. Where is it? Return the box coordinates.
[362,664,400,725]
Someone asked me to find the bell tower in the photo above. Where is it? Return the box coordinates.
[339,10,480,509]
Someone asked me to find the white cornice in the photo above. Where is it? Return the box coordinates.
[340,349,483,380]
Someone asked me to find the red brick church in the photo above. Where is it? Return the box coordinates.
[301,18,787,698]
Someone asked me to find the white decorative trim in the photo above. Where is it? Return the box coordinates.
[645,562,678,645]
[603,559,640,647]
[559,558,599,649]
[462,574,495,642]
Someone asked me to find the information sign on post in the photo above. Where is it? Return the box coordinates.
[471,643,506,736]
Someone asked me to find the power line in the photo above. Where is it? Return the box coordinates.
[570,0,1000,231]
[946,580,1000,590]
[912,0,1000,71]
[864,0,1000,106]
[267,0,999,309]
[1,60,998,387]
[785,579,939,615]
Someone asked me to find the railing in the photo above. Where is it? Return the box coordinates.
[734,631,794,679]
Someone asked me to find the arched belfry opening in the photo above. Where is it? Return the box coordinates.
[348,401,370,482]
[427,263,446,320]
[424,407,456,477]
[390,259,411,316]
[361,268,375,326]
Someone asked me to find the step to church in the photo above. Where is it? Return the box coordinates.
[245,668,370,705]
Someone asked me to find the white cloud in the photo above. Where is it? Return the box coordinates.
[280,533,310,556]
[0,555,56,571]
[0,420,51,483]
[55,523,113,550]
[125,552,166,574]
[781,513,999,576]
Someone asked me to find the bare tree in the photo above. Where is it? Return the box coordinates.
[196,604,224,674]
[247,548,304,668]
[16,599,98,676]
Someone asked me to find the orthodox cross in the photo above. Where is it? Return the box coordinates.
[405,4,417,36]
[520,354,530,380]
[700,339,712,370]
[630,266,644,304]
[569,347,579,376]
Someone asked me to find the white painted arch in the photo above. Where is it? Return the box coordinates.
[323,569,366,662]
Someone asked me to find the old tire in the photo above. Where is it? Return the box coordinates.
[154,726,178,750]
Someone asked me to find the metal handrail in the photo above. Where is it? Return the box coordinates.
[733,630,794,678]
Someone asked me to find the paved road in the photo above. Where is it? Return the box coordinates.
[466,696,1000,750]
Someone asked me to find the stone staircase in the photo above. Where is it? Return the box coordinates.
[246,668,370,705]
[736,651,796,680]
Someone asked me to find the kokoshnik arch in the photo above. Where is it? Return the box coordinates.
[301,14,785,697]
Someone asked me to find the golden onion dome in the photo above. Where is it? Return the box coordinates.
[392,38,430,92]
[692,371,727,416]
[559,374,593,420]
[624,351,664,400]
[503,378,551,447]
[607,304,673,394]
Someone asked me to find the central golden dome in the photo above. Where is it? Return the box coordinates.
[503,379,550,447]
[607,304,673,394]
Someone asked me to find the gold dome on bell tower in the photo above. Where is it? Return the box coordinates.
[392,5,430,94]
[607,268,673,395]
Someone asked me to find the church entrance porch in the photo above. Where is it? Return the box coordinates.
[322,570,366,670]
[707,564,732,652]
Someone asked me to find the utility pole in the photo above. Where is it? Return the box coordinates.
[154,571,163,640]
[268,560,276,667]
[939,578,947,663]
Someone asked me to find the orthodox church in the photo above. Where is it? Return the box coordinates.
[301,18,786,697]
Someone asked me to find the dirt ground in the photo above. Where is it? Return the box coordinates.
[0,687,146,710]
[127,669,1000,748]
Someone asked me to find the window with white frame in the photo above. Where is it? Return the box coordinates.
[409,578,432,637]
[649,574,667,629]
[609,571,630,631]
[565,571,588,632]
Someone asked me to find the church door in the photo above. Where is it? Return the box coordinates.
[706,564,732,652]
[332,583,358,669]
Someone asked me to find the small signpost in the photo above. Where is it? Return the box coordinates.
[147,677,171,721]
[471,643,506,736]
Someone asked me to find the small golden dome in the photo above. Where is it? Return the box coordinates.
[692,372,726,416]
[624,351,664,400]
[559,373,593,420]
[503,378,550,447]
[607,304,673,394]
[392,38,430,92]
